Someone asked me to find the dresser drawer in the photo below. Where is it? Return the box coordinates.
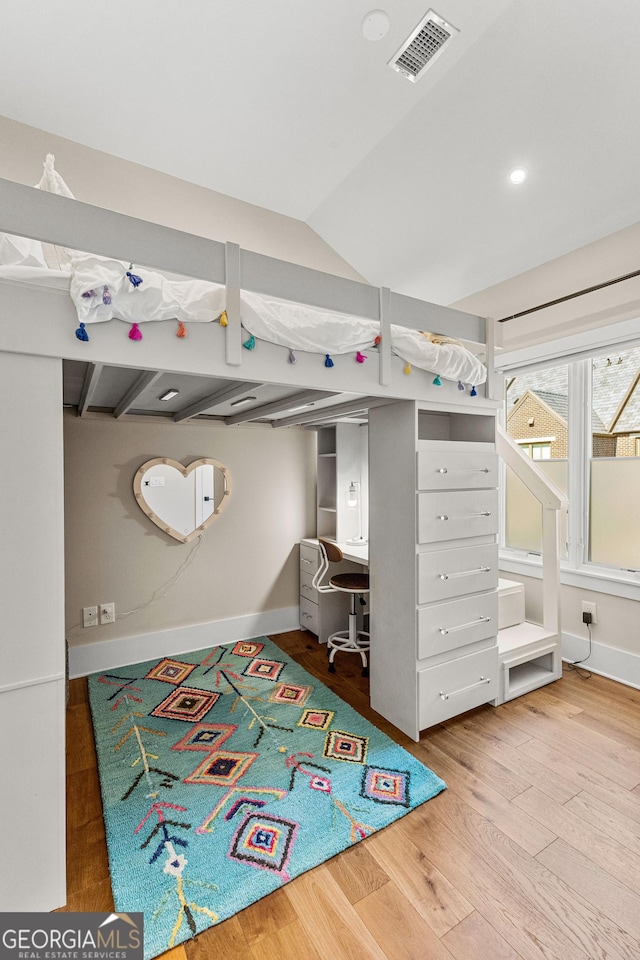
[299,595,319,634]
[418,645,498,728]
[417,591,498,659]
[418,489,498,543]
[300,542,320,574]
[299,570,318,604]
[418,543,498,604]
[417,449,498,491]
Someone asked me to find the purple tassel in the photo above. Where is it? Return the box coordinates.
[325,354,334,368]
[457,380,465,391]
[75,322,89,342]
[102,285,112,305]
[128,322,143,341]
[288,349,297,364]
[470,385,477,396]
[355,351,367,363]
[126,271,143,288]
[81,289,96,299]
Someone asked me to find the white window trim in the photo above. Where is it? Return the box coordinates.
[498,319,640,602]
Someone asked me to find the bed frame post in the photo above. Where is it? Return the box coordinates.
[485,316,499,400]
[225,241,242,366]
[379,286,391,386]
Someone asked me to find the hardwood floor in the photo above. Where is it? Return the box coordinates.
[61,630,640,960]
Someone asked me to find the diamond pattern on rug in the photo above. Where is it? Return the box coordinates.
[323,729,369,764]
[88,637,446,960]
[150,687,220,722]
[144,658,196,685]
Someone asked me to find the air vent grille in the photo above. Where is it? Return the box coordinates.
[389,10,458,82]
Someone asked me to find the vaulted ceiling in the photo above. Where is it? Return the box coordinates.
[2,0,639,317]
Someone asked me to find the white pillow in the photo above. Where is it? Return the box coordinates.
[0,231,48,268]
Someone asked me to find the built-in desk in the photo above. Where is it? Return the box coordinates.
[299,538,368,644]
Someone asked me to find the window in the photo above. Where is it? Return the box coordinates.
[501,341,640,584]
[505,366,568,557]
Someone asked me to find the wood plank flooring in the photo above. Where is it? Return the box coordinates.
[60,630,640,960]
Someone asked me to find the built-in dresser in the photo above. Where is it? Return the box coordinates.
[368,400,499,741]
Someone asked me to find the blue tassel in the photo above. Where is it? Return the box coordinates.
[470,385,477,396]
[102,285,112,305]
[457,380,465,391]
[126,270,143,288]
[243,335,256,350]
[288,349,297,364]
[81,288,96,299]
[325,354,334,368]
[433,374,442,386]
[75,322,89,342]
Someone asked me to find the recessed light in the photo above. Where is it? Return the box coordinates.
[159,389,179,401]
[362,9,390,41]
[509,167,527,184]
[230,396,257,407]
[286,402,316,413]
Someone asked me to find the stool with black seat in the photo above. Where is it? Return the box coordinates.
[311,537,370,676]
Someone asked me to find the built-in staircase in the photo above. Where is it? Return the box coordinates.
[493,426,568,705]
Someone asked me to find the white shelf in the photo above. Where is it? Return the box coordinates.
[498,621,555,654]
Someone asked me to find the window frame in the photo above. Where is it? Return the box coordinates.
[497,319,640,602]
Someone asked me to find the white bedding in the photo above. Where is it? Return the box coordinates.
[0,254,487,386]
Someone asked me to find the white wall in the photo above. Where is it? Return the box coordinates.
[0,353,66,910]
[64,413,317,673]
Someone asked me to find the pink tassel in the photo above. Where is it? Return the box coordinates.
[355,351,367,363]
[128,322,142,341]
[176,320,187,338]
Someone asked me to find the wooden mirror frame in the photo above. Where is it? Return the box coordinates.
[133,457,232,543]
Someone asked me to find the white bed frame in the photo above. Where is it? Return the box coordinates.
[0,176,497,914]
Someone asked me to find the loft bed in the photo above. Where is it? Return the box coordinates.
[0,170,497,419]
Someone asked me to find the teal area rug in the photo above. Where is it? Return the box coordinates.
[88,638,446,959]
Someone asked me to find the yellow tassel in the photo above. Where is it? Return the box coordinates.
[404,362,412,375]
[219,310,228,327]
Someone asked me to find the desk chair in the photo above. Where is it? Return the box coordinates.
[312,538,370,676]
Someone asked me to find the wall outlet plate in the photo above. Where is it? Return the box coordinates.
[581,600,597,624]
[83,605,98,628]
[100,602,115,625]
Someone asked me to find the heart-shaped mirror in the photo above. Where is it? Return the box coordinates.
[133,458,231,542]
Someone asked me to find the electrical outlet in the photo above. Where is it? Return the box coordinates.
[100,602,115,625]
[581,600,597,624]
[83,605,98,628]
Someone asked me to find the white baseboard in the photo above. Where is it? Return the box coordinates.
[562,630,640,690]
[68,606,300,678]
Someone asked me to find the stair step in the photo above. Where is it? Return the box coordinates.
[498,577,525,630]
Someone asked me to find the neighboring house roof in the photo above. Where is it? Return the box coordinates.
[507,347,640,434]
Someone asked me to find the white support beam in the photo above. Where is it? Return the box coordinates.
[113,370,163,419]
[173,382,256,422]
[273,395,393,428]
[224,389,337,425]
[225,241,242,367]
[77,362,103,417]
[379,286,391,387]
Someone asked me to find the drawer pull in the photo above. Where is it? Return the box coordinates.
[439,566,491,581]
[439,616,491,636]
[471,511,492,517]
[436,467,491,474]
[301,584,312,593]
[437,468,448,474]
[301,612,313,621]
[438,515,449,521]
[439,676,491,700]
[301,557,313,564]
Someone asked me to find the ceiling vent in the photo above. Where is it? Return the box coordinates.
[389,9,459,82]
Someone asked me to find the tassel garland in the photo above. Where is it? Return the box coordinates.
[102,285,112,305]
[325,354,334,368]
[288,349,297,364]
[355,351,367,363]
[404,362,412,375]
[433,374,442,386]
[470,385,477,396]
[126,270,143,288]
[243,335,256,350]
[457,380,465,391]
[128,322,143,341]
[75,322,89,342]
[219,310,228,327]
[176,320,187,338]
